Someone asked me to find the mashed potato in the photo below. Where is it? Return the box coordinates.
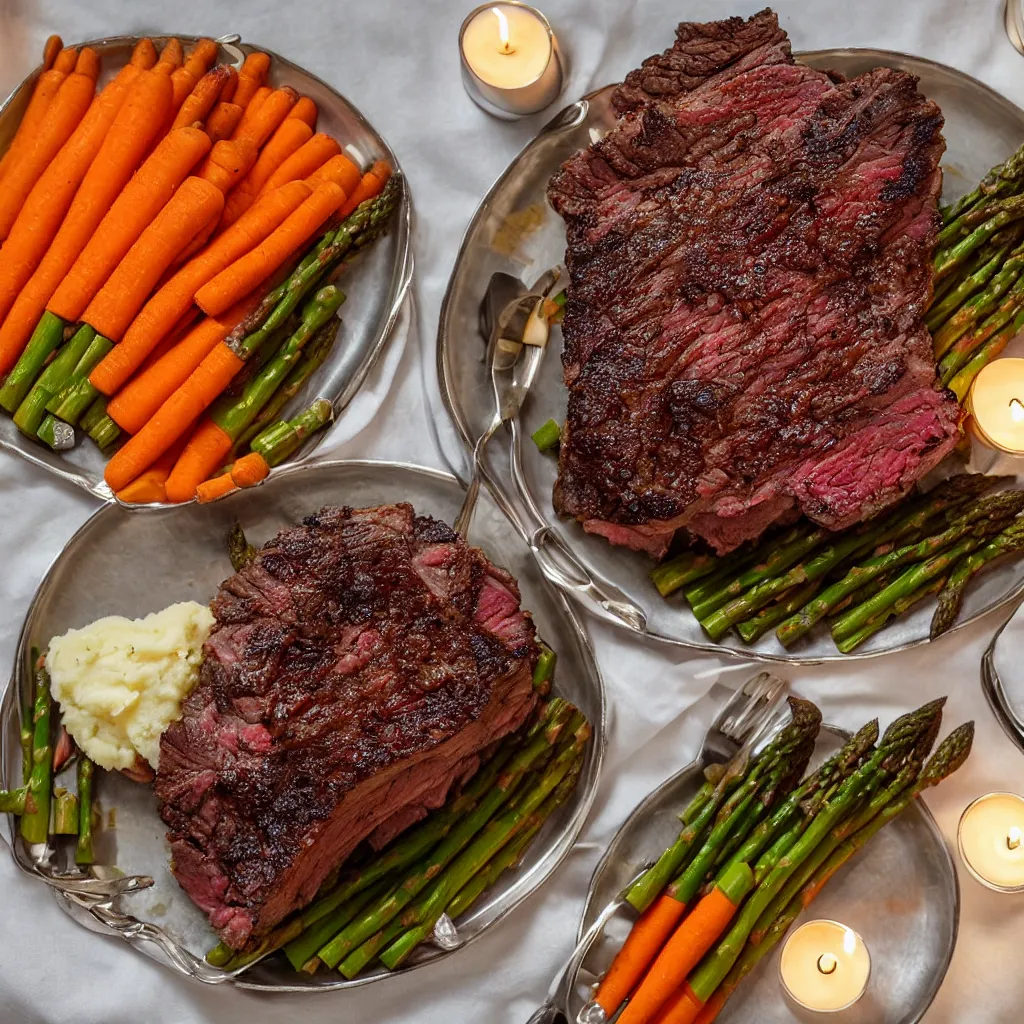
[47,601,215,771]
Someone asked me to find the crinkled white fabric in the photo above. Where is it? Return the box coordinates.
[2,1,1024,1021]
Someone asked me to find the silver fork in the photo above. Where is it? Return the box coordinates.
[525,672,788,1024]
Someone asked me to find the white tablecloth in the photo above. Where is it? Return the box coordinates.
[3,1,1024,1021]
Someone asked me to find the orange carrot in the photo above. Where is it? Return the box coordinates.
[220,65,239,103]
[195,181,344,316]
[595,896,687,1018]
[0,62,143,328]
[233,52,271,108]
[618,865,753,1024]
[232,451,270,486]
[689,993,725,1024]
[116,429,192,502]
[154,37,183,73]
[196,137,258,194]
[48,126,212,322]
[239,84,270,121]
[170,67,197,111]
[0,65,70,188]
[220,118,313,226]
[184,38,218,79]
[165,416,234,501]
[304,152,361,196]
[0,71,96,240]
[131,38,159,69]
[205,100,243,142]
[196,471,238,503]
[0,69,174,372]
[104,294,262,430]
[42,35,64,70]
[82,176,225,342]
[650,986,706,1024]
[52,47,78,74]
[260,132,340,194]
[232,86,297,149]
[172,65,231,130]
[103,342,245,491]
[288,96,317,128]
[336,160,390,219]
[74,47,100,80]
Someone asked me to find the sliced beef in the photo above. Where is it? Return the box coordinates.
[548,9,958,555]
[155,504,538,950]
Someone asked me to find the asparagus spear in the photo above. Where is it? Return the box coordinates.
[938,273,1024,380]
[0,312,67,412]
[226,523,257,572]
[532,645,556,694]
[776,487,1024,646]
[250,399,333,467]
[650,550,725,597]
[949,304,1024,401]
[53,788,79,834]
[87,412,121,450]
[935,198,1024,280]
[35,414,75,451]
[21,649,36,785]
[735,581,822,644]
[531,418,561,452]
[21,660,53,846]
[11,324,97,432]
[837,575,948,653]
[79,395,108,435]
[313,703,577,970]
[931,518,1024,638]
[45,334,114,425]
[939,143,1024,229]
[0,788,28,814]
[75,757,94,865]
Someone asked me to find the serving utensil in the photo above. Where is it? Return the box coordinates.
[525,673,788,1024]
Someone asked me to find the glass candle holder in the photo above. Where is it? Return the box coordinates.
[779,919,871,1013]
[958,792,1024,892]
[968,358,1024,456]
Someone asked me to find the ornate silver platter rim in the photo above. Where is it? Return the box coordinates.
[0,458,606,991]
[0,35,413,506]
[436,48,1024,664]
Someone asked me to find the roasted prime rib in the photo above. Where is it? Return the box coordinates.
[155,504,538,950]
[548,9,959,557]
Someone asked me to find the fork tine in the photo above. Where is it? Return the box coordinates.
[719,672,788,740]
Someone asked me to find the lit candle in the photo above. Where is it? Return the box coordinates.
[968,358,1024,455]
[459,3,563,118]
[958,792,1024,892]
[779,920,871,1013]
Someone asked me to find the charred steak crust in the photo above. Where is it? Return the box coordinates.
[155,503,538,950]
[548,9,958,557]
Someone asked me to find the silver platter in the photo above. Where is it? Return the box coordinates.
[572,689,959,1024]
[0,458,605,991]
[437,50,1024,663]
[981,598,1024,754]
[0,35,413,505]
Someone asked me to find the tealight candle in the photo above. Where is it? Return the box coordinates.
[459,3,563,119]
[968,358,1024,455]
[958,792,1024,892]
[779,920,871,1013]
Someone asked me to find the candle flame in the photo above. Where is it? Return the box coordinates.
[1009,826,1022,851]
[843,928,857,956]
[1010,398,1024,423]
[492,6,513,53]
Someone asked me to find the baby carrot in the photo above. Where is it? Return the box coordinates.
[165,416,234,501]
[205,101,244,142]
[220,118,313,226]
[233,52,270,108]
[42,35,64,71]
[196,470,238,503]
[196,137,258,195]
[74,47,100,81]
[131,38,159,70]
[172,65,231,130]
[184,38,218,79]
[82,176,226,342]
[232,86,297,148]
[594,896,688,1018]
[90,181,309,395]
[219,65,239,103]
[231,451,269,486]
[154,37,183,73]
[48,126,211,322]
[260,132,340,194]
[336,160,391,219]
[651,986,706,1024]
[52,47,79,73]
[304,152,361,197]
[195,181,344,316]
[0,68,174,373]
[0,57,70,190]
[103,342,245,492]
[0,70,96,240]
[288,96,317,128]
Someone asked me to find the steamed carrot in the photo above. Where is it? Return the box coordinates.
[104,342,245,491]
[689,993,725,1024]
[196,137,257,194]
[650,986,706,1024]
[595,896,687,1018]
[195,181,344,317]
[115,431,190,502]
[170,66,197,111]
[303,153,361,196]
[0,71,96,240]
[48,127,212,322]
[0,62,71,188]
[173,65,231,130]
[42,35,64,71]
[0,69,174,373]
[220,66,239,103]
[618,865,753,1024]
[74,47,100,81]
[233,87,297,149]
[288,96,317,128]
[131,38,159,70]
[53,47,79,74]
[165,416,234,501]
[196,470,238,503]
[154,37,183,73]
[184,38,218,79]
[205,102,243,143]
[0,61,144,328]
[220,118,313,226]
[82,176,225,342]
[337,160,390,219]
[233,52,271,108]
[260,133,340,194]
[105,295,261,431]
[232,451,270,486]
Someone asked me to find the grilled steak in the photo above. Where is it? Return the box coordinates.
[155,504,538,950]
[548,9,958,557]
